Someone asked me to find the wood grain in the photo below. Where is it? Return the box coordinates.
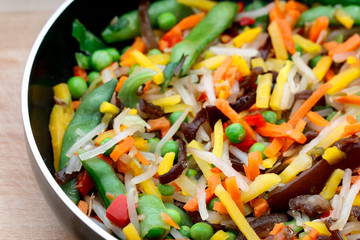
[0,7,71,240]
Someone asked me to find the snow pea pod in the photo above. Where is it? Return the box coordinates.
[137,194,170,239]
[163,202,193,227]
[59,79,117,170]
[60,177,80,204]
[170,1,238,75]
[297,5,360,27]
[101,0,193,43]
[81,156,125,208]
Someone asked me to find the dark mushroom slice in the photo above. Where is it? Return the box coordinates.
[180,108,207,142]
[289,194,331,218]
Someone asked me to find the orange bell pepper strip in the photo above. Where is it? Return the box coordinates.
[309,16,329,43]
[329,33,360,57]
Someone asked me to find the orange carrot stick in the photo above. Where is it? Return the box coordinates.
[213,201,228,215]
[110,136,135,162]
[245,151,262,181]
[121,37,146,66]
[281,119,306,152]
[285,9,300,28]
[135,152,149,166]
[207,173,222,194]
[183,188,214,212]
[329,33,360,57]
[224,66,238,87]
[115,76,129,92]
[347,114,357,124]
[336,95,360,105]
[264,137,285,158]
[285,0,308,13]
[341,122,360,138]
[78,200,89,215]
[160,212,180,229]
[255,122,306,143]
[224,176,245,215]
[308,16,329,42]
[324,69,335,82]
[250,198,269,218]
[269,5,284,22]
[276,18,296,54]
[306,111,330,126]
[323,41,339,51]
[269,223,285,235]
[213,57,233,83]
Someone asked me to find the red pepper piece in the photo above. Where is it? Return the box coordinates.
[239,17,255,26]
[244,113,266,127]
[73,65,88,82]
[198,92,208,102]
[234,135,257,152]
[237,2,244,13]
[106,194,130,227]
[76,171,94,196]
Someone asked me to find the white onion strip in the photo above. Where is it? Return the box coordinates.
[201,71,216,105]
[173,80,199,114]
[125,172,140,234]
[66,122,107,158]
[130,164,158,185]
[292,52,317,83]
[170,228,189,239]
[65,154,82,174]
[340,222,360,236]
[346,234,360,240]
[340,168,352,200]
[113,108,130,135]
[229,146,248,166]
[209,46,259,58]
[197,175,209,220]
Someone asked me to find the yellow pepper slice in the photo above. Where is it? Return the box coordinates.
[322,146,346,166]
[280,153,312,184]
[188,140,213,179]
[256,73,272,108]
[123,223,141,240]
[251,57,267,71]
[233,55,251,76]
[150,95,181,107]
[130,49,164,84]
[177,0,216,11]
[175,174,198,197]
[293,34,322,54]
[53,83,72,105]
[210,230,228,240]
[304,222,331,237]
[327,66,360,95]
[193,55,227,70]
[270,60,292,110]
[263,156,278,169]
[266,58,286,72]
[354,193,360,206]
[147,53,171,65]
[320,169,345,200]
[268,21,288,60]
[215,184,260,240]
[313,56,333,81]
[233,27,262,48]
[158,152,175,175]
[133,136,147,150]
[212,119,223,158]
[335,9,354,29]
[163,103,194,117]
[100,101,120,115]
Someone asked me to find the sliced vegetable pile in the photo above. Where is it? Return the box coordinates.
[50,0,360,239]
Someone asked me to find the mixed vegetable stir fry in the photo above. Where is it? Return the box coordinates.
[50,0,360,239]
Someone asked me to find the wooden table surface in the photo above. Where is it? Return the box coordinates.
[0,1,72,239]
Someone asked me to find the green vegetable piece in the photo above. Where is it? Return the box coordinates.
[158,12,177,31]
[208,197,220,211]
[81,156,125,208]
[245,0,266,11]
[326,111,337,121]
[137,194,170,239]
[285,219,303,233]
[75,52,91,69]
[100,138,116,156]
[101,0,193,43]
[170,2,238,75]
[179,226,191,238]
[276,119,286,125]
[309,55,322,68]
[90,49,113,71]
[146,138,160,153]
[129,64,139,75]
[87,71,101,85]
[106,48,121,62]
[186,169,198,178]
[149,138,160,144]
[169,111,188,125]
[59,79,117,170]
[226,231,237,240]
[190,222,214,240]
[262,111,277,124]
[161,140,179,158]
[118,68,157,108]
[335,33,344,43]
[161,54,185,92]
[253,15,269,31]
[148,48,162,56]
[165,234,175,239]
[249,142,267,159]
[158,183,175,196]
[163,202,193,227]
[72,19,107,54]
[67,76,88,99]
[225,123,246,144]
[61,177,80,204]
[166,208,182,225]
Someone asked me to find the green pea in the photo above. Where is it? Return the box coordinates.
[106,48,121,62]
[186,169,198,179]
[208,197,220,211]
[87,71,101,85]
[309,55,322,68]
[146,227,165,239]
[90,49,113,71]
[166,208,182,226]
[157,12,177,31]
[148,138,160,144]
[326,111,337,121]
[67,76,88,99]
[169,111,188,125]
[158,183,175,196]
[335,33,344,43]
[261,111,277,124]
[225,231,237,240]
[190,222,214,240]
[148,49,162,56]
[121,46,131,54]
[249,142,267,159]
[295,43,303,55]
[276,118,286,125]
[161,140,178,158]
[100,138,116,156]
[179,226,191,238]
[129,64,139,75]
[225,123,246,144]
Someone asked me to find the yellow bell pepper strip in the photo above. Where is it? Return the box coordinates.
[263,156,278,169]
[279,153,312,184]
[241,173,281,203]
[266,58,287,72]
[233,27,262,48]
[270,60,292,110]
[293,34,322,54]
[354,194,360,206]
[192,55,227,70]
[188,140,213,179]
[99,101,120,115]
[315,117,348,150]
[163,104,194,117]
[123,223,141,240]
[133,137,147,150]
[177,0,217,11]
[327,66,360,95]
[312,56,333,81]
[322,146,347,166]
[53,83,72,105]
[215,184,260,240]
[210,230,228,240]
[147,53,171,65]
[212,119,223,158]
[158,152,176,175]
[304,222,331,237]
[174,173,198,197]
[251,57,267,71]
[130,49,164,84]
[320,169,345,200]
[256,73,273,108]
[232,55,251,77]
[335,9,354,29]
[268,21,288,60]
[150,95,181,107]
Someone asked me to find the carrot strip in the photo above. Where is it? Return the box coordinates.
[224,66,238,87]
[269,5,284,22]
[269,222,285,235]
[323,41,339,52]
[281,119,306,152]
[306,111,330,126]
[213,57,233,83]
[97,154,114,166]
[183,188,214,211]
[285,9,300,28]
[324,69,335,82]
[288,82,333,127]
[336,95,360,105]
[214,99,257,140]
[116,160,129,173]
[176,12,206,31]
[115,76,129,92]
[329,33,360,57]
[341,122,360,138]
[276,18,296,54]
[135,152,149,166]
[160,212,180,229]
[213,201,229,214]
[308,16,329,42]
[77,200,89,215]
[347,114,357,124]
[264,137,285,158]
[250,198,269,218]
[72,100,81,110]
[147,116,171,138]
[285,0,308,13]
[309,229,319,240]
[207,173,222,194]
[255,122,306,143]
[142,80,152,93]
[121,37,146,66]
[224,176,245,215]
[245,151,262,181]
[73,66,88,82]
[110,136,135,162]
